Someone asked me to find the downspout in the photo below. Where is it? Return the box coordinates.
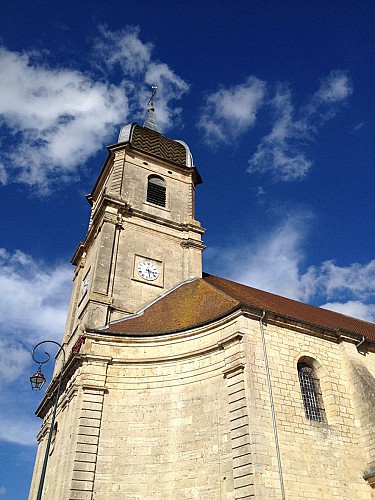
[260,310,286,500]
[356,335,366,351]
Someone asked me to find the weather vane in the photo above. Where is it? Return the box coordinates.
[148,85,158,109]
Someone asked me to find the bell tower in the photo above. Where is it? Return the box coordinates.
[62,97,205,346]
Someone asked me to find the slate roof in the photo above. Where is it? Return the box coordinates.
[103,274,375,342]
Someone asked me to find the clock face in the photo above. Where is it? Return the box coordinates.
[137,260,159,281]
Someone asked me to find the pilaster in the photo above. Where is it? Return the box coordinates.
[220,333,255,499]
[69,357,110,499]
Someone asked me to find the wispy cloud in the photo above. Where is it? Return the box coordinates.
[0,249,71,343]
[205,211,375,322]
[93,25,152,75]
[247,71,352,181]
[0,408,40,446]
[320,301,375,322]
[94,26,189,131]
[206,212,314,301]
[0,26,189,192]
[198,71,352,180]
[0,249,71,445]
[306,258,375,303]
[198,77,266,144]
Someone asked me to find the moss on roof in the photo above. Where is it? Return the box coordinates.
[103,274,375,341]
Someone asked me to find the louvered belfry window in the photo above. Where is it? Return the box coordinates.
[147,175,166,207]
[298,363,326,422]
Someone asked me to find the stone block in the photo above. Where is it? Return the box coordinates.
[70,480,94,492]
[72,470,95,482]
[73,461,96,473]
[76,443,98,454]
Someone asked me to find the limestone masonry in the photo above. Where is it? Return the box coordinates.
[29,117,375,499]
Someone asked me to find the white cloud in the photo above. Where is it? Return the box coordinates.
[321,301,375,323]
[198,77,266,144]
[94,25,152,75]
[0,27,189,192]
[0,47,126,192]
[206,212,375,322]
[247,71,352,181]
[0,487,5,495]
[94,26,189,132]
[247,84,312,181]
[0,249,71,445]
[0,248,70,393]
[306,258,375,301]
[210,212,313,301]
[198,71,351,180]
[0,408,40,446]
[313,70,353,105]
[0,164,7,185]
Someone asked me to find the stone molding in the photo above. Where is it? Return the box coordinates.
[363,461,375,488]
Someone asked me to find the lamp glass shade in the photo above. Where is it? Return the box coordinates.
[30,369,46,391]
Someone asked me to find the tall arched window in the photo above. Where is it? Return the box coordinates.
[298,362,326,422]
[147,175,166,207]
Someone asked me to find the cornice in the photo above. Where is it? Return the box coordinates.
[35,353,84,418]
[180,238,206,250]
[72,195,205,266]
[129,207,205,234]
[85,329,246,365]
[71,194,129,265]
[241,305,375,350]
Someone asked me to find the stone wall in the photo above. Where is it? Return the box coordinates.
[30,312,375,499]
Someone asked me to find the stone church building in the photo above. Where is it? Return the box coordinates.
[29,102,375,499]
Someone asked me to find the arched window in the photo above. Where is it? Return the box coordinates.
[146,175,166,207]
[298,362,326,422]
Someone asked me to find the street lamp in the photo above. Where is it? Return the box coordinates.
[30,341,66,500]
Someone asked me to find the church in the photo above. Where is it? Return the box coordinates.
[29,96,375,499]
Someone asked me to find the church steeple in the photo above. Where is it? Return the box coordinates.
[61,97,205,343]
[143,85,160,132]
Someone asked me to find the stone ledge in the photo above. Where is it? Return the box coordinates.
[363,461,375,488]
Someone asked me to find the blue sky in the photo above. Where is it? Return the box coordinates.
[1,1,375,498]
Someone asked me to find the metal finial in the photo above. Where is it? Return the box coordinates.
[144,85,160,132]
[148,86,158,108]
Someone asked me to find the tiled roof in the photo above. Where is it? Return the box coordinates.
[132,125,187,167]
[204,274,375,340]
[105,279,240,335]
[104,274,375,341]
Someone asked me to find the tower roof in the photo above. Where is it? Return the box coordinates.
[116,86,198,174]
[116,123,201,181]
